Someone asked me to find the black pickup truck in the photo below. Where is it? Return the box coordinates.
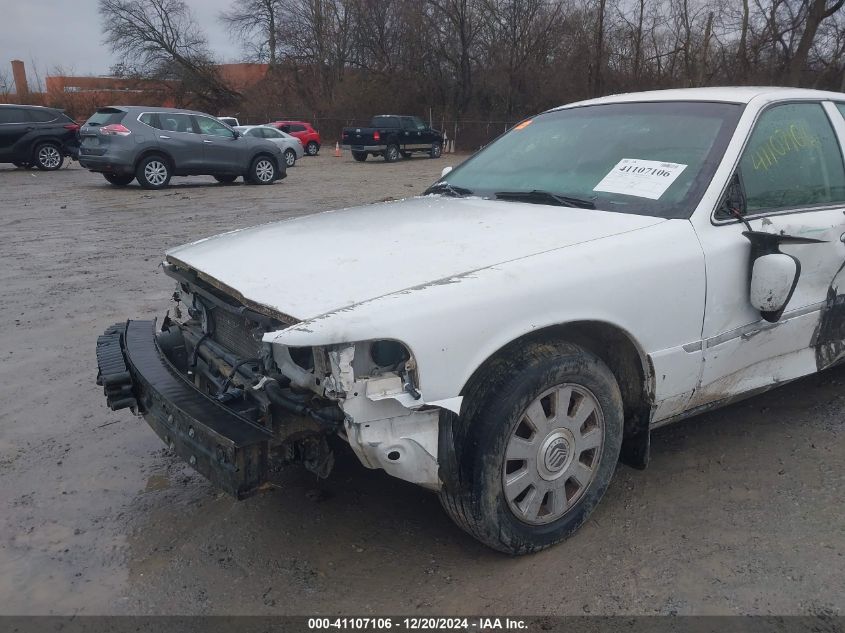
[341,115,443,162]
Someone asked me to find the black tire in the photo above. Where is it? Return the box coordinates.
[384,143,400,162]
[352,151,368,162]
[438,340,623,555]
[430,141,442,159]
[306,141,319,156]
[103,173,135,186]
[247,155,277,185]
[135,154,172,189]
[33,142,64,170]
[283,149,297,168]
[214,175,238,184]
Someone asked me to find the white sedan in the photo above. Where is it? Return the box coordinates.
[235,125,304,167]
[97,87,845,554]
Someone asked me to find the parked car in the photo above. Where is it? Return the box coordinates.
[95,87,845,554]
[218,116,239,127]
[0,104,79,170]
[235,125,303,167]
[342,115,443,162]
[78,106,285,189]
[268,120,321,156]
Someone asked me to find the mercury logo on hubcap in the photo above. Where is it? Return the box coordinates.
[544,437,570,472]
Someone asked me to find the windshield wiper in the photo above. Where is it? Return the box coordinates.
[494,190,595,209]
[424,181,474,197]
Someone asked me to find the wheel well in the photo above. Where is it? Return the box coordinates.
[461,321,654,463]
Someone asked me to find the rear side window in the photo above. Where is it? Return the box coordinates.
[26,108,59,123]
[739,102,845,212]
[86,108,126,126]
[289,123,306,132]
[262,127,282,138]
[0,107,29,124]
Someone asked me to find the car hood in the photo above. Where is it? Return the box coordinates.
[166,196,666,321]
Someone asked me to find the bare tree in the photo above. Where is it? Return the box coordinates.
[220,0,284,65]
[787,0,845,85]
[99,0,240,108]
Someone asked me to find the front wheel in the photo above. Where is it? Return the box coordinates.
[135,155,171,189]
[283,149,297,167]
[103,173,134,186]
[352,151,368,162]
[247,155,277,184]
[430,141,442,159]
[438,340,623,554]
[306,141,319,156]
[384,144,400,162]
[34,143,64,170]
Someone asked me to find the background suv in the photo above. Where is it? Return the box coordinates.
[78,106,285,189]
[0,104,79,170]
[268,120,321,156]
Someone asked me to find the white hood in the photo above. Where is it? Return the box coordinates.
[166,196,665,321]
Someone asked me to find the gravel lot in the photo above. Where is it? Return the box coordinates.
[1,154,843,616]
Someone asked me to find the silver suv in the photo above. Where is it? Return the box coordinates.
[78,106,285,189]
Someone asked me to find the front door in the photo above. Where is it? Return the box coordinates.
[691,101,845,408]
[400,116,428,152]
[194,115,242,173]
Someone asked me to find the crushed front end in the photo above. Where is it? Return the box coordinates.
[95,260,450,499]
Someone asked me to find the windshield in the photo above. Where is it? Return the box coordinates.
[436,101,743,219]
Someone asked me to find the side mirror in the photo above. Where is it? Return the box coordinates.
[440,165,453,178]
[233,130,241,138]
[749,253,800,322]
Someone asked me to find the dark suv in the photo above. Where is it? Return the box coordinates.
[78,106,285,189]
[0,104,80,170]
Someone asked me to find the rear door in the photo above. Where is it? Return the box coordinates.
[153,112,204,173]
[0,106,33,161]
[194,115,242,172]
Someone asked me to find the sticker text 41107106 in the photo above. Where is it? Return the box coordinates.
[593,158,688,200]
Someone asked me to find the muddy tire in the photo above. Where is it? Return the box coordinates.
[429,141,442,159]
[103,173,134,186]
[384,143,400,162]
[214,174,238,184]
[135,155,171,189]
[438,340,623,554]
[352,151,368,162]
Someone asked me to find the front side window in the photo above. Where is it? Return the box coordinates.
[437,101,743,219]
[738,102,845,213]
[196,116,233,137]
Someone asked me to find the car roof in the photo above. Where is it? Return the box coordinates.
[555,86,845,110]
[273,120,309,124]
[0,103,59,110]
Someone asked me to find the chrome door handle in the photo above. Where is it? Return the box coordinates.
[159,135,170,139]
[203,140,213,144]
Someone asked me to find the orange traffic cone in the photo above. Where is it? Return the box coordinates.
[334,142,341,157]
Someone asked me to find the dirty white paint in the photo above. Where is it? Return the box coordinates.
[165,87,845,487]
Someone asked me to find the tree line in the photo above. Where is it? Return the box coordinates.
[99,0,845,141]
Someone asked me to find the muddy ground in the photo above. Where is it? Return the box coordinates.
[1,153,843,616]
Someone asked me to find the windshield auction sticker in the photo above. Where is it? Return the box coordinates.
[593,158,687,200]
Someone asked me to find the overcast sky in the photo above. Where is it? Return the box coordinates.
[0,0,242,86]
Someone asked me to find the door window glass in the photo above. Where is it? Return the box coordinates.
[739,103,845,212]
[195,116,233,137]
[289,124,306,132]
[262,127,282,138]
[0,107,29,124]
[158,113,194,133]
[27,108,59,123]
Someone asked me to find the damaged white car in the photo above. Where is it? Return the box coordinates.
[97,87,845,554]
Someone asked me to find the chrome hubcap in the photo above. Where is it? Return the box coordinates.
[502,384,604,525]
[255,160,274,182]
[144,160,167,185]
[39,146,61,168]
